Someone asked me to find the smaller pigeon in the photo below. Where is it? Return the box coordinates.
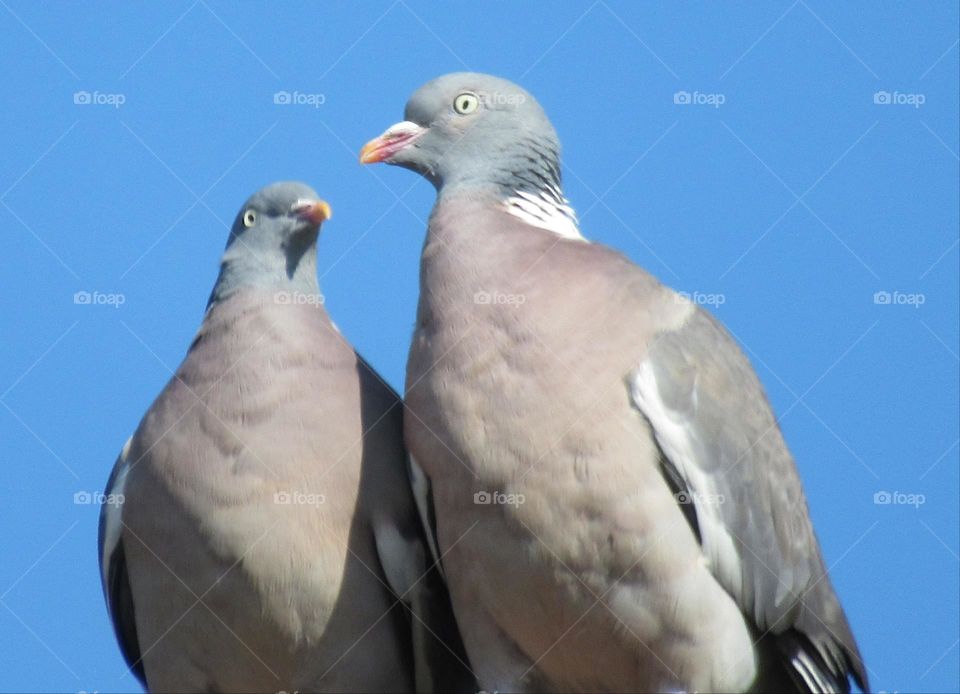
[361,73,868,693]
[99,182,474,693]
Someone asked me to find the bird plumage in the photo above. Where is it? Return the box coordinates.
[100,182,474,692]
[362,74,867,693]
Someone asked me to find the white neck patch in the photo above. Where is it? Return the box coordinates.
[503,189,585,241]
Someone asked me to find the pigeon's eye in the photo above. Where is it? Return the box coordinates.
[453,92,480,115]
[242,210,257,227]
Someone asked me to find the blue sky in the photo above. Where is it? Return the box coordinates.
[0,1,957,692]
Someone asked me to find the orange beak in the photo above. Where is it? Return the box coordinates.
[360,121,425,164]
[292,199,332,225]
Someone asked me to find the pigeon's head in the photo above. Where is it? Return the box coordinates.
[211,182,331,304]
[228,181,331,252]
[360,73,562,193]
[360,73,580,237]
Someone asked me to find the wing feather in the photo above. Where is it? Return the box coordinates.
[98,437,146,686]
[629,307,867,692]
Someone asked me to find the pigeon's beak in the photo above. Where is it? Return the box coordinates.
[360,121,425,164]
[291,199,332,225]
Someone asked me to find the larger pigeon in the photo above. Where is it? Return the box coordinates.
[99,182,473,693]
[360,74,868,693]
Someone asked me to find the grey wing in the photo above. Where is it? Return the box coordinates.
[98,438,146,687]
[629,307,867,693]
[372,453,476,693]
[356,351,475,693]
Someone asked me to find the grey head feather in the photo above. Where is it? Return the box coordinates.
[207,181,330,307]
[377,73,573,219]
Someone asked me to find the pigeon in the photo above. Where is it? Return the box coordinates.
[360,73,868,693]
[99,181,474,693]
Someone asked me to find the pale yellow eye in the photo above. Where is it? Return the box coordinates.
[243,210,257,227]
[453,92,480,115]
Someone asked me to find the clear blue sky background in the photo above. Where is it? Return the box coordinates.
[0,2,956,692]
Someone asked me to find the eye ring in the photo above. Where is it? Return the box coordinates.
[242,210,257,227]
[453,92,480,115]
